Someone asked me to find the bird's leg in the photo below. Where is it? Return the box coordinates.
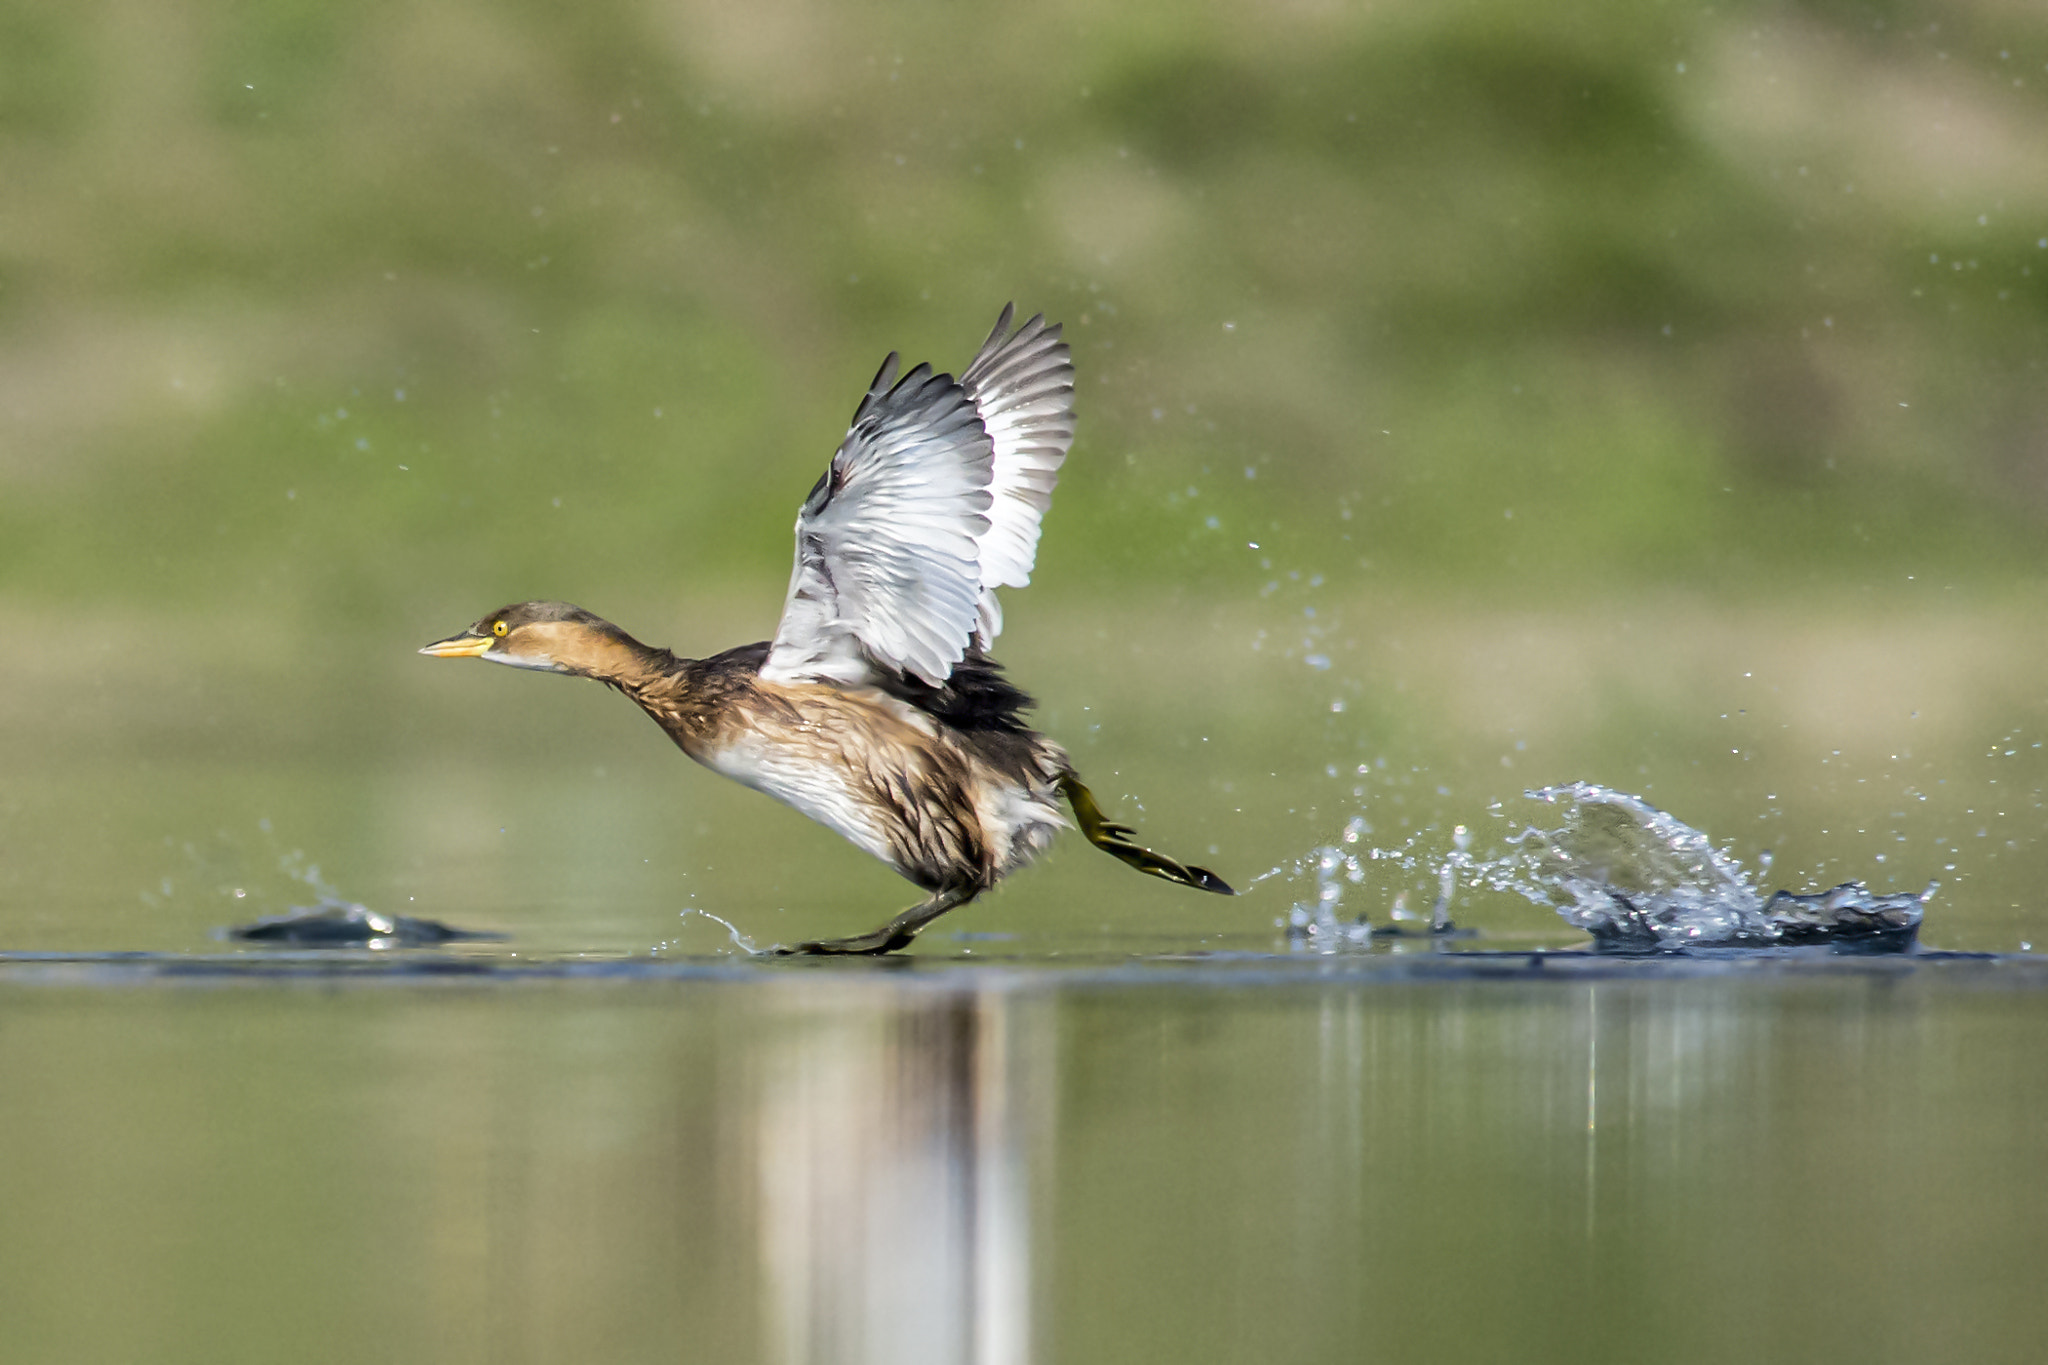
[768,884,980,957]
[1059,772,1236,894]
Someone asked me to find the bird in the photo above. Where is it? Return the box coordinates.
[421,305,1233,954]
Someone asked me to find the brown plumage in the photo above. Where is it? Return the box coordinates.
[421,309,1232,954]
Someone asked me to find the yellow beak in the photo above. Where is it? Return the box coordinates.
[419,632,493,658]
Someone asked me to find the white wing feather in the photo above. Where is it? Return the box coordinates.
[760,307,1074,688]
[961,305,1075,646]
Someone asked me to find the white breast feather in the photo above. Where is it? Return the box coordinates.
[696,733,900,871]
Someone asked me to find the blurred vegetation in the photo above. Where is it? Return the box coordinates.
[2,0,2045,625]
[3,0,2048,951]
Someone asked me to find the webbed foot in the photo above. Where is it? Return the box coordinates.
[758,884,979,958]
[1059,772,1235,894]
[762,926,917,957]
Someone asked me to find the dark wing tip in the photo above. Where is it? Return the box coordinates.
[892,360,937,397]
[1184,865,1236,895]
[968,303,1028,375]
[850,351,903,426]
[986,302,1017,346]
[870,351,902,394]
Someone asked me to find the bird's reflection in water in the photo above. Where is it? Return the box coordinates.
[755,986,1040,1365]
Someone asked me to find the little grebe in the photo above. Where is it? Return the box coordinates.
[422,306,1231,954]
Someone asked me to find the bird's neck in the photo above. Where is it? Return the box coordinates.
[548,623,681,691]
[603,644,684,693]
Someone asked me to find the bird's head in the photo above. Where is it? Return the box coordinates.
[419,601,642,677]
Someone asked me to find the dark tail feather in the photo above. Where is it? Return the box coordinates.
[1059,772,1235,895]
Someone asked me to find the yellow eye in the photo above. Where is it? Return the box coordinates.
[492,620,508,637]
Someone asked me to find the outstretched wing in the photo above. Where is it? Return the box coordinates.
[760,356,995,688]
[760,308,1074,689]
[961,305,1074,646]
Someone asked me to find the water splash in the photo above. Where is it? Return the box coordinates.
[662,906,763,956]
[1494,782,1932,951]
[230,899,502,949]
[142,820,506,948]
[144,820,357,916]
[1283,830,1376,950]
[1273,816,1476,952]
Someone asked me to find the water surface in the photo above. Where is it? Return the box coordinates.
[2,951,2042,1364]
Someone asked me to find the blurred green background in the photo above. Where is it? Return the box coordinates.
[2,0,2046,950]
[6,8,2048,1363]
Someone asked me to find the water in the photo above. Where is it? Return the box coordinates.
[2,952,2044,1364]
[1280,816,1469,950]
[1276,782,1934,954]
[1496,782,1932,950]
[228,898,505,947]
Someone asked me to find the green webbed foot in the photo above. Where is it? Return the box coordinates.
[1059,773,1235,895]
